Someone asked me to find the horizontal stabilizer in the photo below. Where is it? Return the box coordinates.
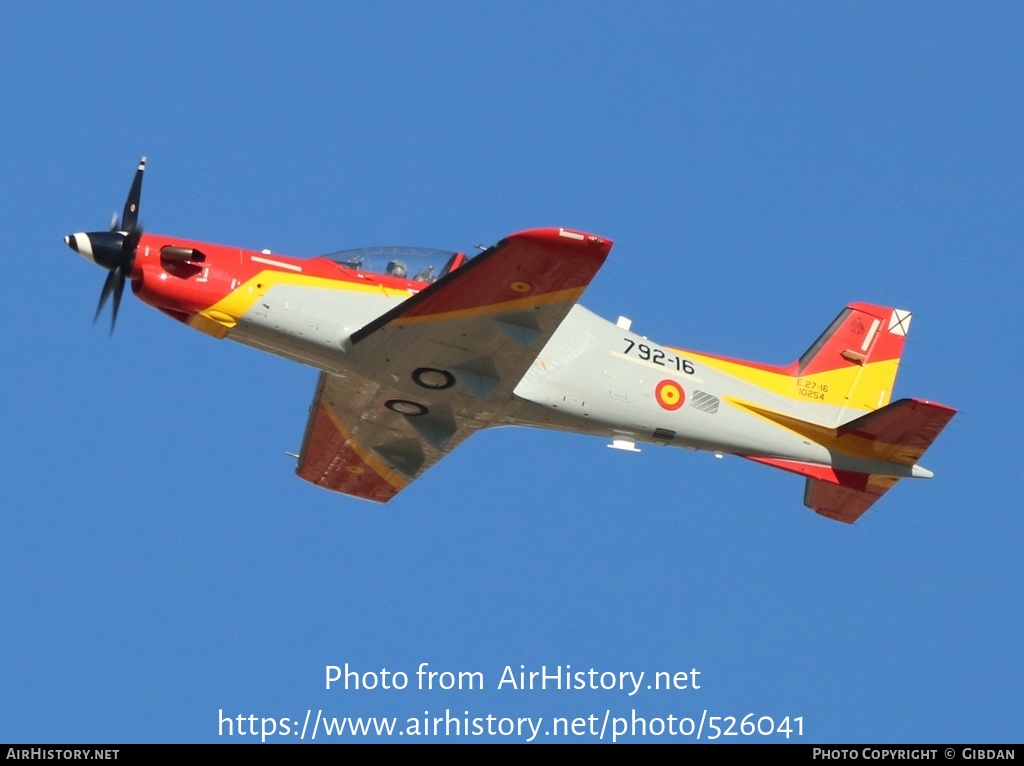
[745,455,898,523]
[837,398,957,465]
[743,397,955,523]
[804,476,897,524]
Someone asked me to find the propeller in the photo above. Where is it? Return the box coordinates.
[65,157,146,333]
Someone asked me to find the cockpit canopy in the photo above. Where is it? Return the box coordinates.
[323,246,467,283]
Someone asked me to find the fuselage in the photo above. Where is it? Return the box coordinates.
[68,230,916,481]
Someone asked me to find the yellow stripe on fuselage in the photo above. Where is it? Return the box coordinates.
[188,270,413,336]
[728,398,921,465]
[680,351,900,412]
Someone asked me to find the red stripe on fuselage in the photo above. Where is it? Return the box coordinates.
[130,233,429,318]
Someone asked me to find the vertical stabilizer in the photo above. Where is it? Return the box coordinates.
[793,303,910,425]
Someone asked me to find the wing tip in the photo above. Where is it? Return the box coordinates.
[506,227,613,255]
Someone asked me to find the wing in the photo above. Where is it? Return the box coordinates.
[295,228,613,502]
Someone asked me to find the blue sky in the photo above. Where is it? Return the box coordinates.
[2,2,1021,743]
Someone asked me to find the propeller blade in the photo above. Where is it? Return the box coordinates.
[121,157,146,232]
[94,269,119,324]
[94,268,127,334]
[110,268,125,334]
[109,211,119,232]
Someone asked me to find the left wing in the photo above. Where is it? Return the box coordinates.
[296,228,612,501]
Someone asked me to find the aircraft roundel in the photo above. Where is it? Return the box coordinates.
[655,379,685,411]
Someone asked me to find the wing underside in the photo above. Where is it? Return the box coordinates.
[296,228,612,502]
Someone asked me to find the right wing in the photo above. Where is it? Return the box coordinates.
[295,228,613,502]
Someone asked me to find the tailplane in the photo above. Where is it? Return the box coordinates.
[744,398,956,523]
[836,397,957,466]
[804,475,896,524]
[806,397,956,522]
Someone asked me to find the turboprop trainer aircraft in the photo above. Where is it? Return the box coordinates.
[65,158,956,523]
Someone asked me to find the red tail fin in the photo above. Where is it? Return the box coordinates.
[689,303,915,426]
[797,303,909,374]
[795,303,912,424]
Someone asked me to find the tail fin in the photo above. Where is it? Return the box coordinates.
[792,303,912,425]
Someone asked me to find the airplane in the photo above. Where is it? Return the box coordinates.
[65,158,956,523]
